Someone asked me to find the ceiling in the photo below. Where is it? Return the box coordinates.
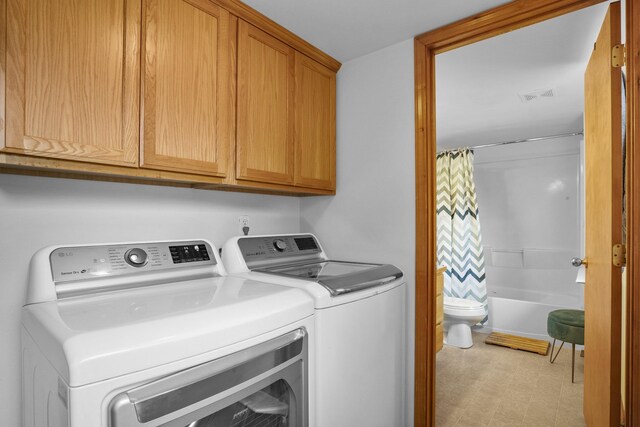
[436,3,609,149]
[242,0,510,62]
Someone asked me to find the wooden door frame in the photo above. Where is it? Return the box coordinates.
[625,0,640,424]
[413,0,640,426]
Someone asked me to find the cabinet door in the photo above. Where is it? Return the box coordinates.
[4,0,140,166]
[236,21,295,185]
[142,0,231,177]
[294,52,336,190]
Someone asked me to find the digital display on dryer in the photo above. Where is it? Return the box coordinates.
[169,244,210,263]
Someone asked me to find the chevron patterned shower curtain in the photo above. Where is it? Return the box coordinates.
[436,149,488,318]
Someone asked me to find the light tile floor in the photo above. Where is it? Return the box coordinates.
[436,332,585,427]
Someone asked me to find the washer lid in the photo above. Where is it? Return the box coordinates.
[444,296,485,309]
[22,276,313,387]
[256,261,403,296]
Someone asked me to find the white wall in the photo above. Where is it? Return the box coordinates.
[472,137,582,300]
[300,39,416,426]
[2,38,418,427]
[0,174,301,426]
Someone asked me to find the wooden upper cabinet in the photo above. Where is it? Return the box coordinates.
[3,0,141,166]
[236,20,295,185]
[141,0,232,177]
[294,52,336,190]
[1,0,339,193]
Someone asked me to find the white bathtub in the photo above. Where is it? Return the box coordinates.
[475,286,584,343]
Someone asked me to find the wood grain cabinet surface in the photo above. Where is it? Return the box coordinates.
[0,0,339,195]
[236,20,295,185]
[141,0,232,177]
[237,23,336,191]
[294,52,336,191]
[3,0,141,166]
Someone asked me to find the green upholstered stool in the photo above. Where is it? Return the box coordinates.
[547,309,584,383]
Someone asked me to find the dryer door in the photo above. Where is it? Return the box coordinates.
[109,329,308,427]
[186,380,296,427]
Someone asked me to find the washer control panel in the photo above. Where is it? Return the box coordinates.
[238,235,322,267]
[50,240,215,283]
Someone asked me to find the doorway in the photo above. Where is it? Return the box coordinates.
[413,0,640,426]
[434,5,606,425]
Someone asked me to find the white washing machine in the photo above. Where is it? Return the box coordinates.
[222,234,406,427]
[22,239,315,427]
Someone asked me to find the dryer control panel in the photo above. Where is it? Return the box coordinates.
[50,240,216,283]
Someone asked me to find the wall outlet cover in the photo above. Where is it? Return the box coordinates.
[238,215,249,227]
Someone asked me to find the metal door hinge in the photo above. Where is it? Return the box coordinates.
[612,44,625,68]
[613,243,626,267]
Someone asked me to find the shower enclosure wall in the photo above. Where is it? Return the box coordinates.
[472,137,583,342]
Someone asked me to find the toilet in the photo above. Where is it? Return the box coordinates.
[443,296,486,348]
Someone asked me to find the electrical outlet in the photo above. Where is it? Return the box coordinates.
[238,215,250,227]
[238,215,250,235]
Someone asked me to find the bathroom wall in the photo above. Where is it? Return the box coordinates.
[472,136,583,303]
[0,174,301,426]
[300,39,416,425]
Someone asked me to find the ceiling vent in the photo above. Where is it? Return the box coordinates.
[518,88,557,103]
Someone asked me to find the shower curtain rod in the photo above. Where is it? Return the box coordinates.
[437,131,584,153]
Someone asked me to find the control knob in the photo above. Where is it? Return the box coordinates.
[125,248,148,267]
[273,239,288,252]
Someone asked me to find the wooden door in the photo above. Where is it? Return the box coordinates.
[294,52,336,190]
[583,2,623,425]
[236,20,295,185]
[4,0,140,166]
[142,0,231,177]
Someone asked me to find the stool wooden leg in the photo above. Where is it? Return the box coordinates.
[572,343,576,383]
[550,339,565,364]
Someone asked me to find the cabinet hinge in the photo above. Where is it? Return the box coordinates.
[612,44,625,68]
[613,243,626,267]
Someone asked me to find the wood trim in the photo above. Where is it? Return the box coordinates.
[0,143,138,166]
[416,0,603,54]
[413,38,436,427]
[5,0,26,153]
[225,14,238,185]
[195,181,333,196]
[0,152,335,196]
[233,177,334,195]
[0,152,224,184]
[211,0,341,72]
[412,1,632,426]
[626,0,640,425]
[0,0,6,149]
[122,0,142,165]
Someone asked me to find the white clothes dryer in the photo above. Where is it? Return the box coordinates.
[222,234,406,427]
[22,239,314,427]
